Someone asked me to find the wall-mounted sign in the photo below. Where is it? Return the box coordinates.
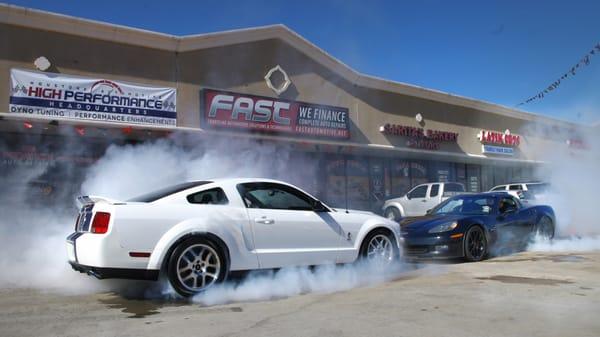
[477,129,521,146]
[482,145,514,156]
[9,69,177,126]
[380,124,458,150]
[202,89,350,139]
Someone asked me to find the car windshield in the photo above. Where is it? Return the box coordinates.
[432,195,495,215]
[128,181,212,202]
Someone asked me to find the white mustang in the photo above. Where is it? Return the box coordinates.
[66,178,401,296]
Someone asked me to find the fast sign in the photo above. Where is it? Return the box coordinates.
[9,69,177,126]
[202,89,350,139]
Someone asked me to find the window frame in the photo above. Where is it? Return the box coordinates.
[186,187,229,205]
[236,182,319,211]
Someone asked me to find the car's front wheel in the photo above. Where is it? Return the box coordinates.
[167,236,228,297]
[463,226,487,262]
[384,207,401,222]
[360,229,399,266]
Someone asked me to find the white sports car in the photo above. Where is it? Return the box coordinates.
[66,178,401,296]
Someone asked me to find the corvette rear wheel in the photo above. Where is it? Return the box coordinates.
[535,216,555,240]
[167,237,227,297]
[464,226,487,262]
[361,229,398,266]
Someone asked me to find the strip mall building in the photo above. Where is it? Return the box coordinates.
[0,4,587,211]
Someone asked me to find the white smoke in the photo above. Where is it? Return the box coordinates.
[2,134,414,302]
[525,122,600,251]
[193,262,410,306]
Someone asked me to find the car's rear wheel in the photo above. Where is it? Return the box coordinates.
[167,236,227,297]
[535,216,555,240]
[463,226,487,262]
[360,229,399,266]
[384,207,401,222]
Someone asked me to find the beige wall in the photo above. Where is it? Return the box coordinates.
[0,21,577,163]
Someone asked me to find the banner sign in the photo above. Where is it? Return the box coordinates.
[202,89,350,139]
[9,69,177,126]
[380,124,458,150]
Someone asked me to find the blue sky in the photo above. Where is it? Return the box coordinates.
[6,0,600,123]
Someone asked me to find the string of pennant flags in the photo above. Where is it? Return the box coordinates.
[516,42,600,107]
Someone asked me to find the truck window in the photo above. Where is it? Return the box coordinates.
[429,184,440,197]
[442,183,464,197]
[408,185,428,199]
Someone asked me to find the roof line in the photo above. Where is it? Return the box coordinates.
[0,3,581,127]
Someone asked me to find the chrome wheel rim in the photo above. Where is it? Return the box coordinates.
[176,243,221,292]
[367,234,394,264]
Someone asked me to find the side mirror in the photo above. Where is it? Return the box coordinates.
[313,200,328,212]
[406,193,412,200]
[426,209,432,214]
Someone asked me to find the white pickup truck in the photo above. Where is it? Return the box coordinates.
[382,182,466,220]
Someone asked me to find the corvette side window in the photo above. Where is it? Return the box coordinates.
[238,183,314,211]
[187,188,228,205]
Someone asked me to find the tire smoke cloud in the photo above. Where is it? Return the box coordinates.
[524,123,600,251]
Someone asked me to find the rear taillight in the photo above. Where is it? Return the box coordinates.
[91,212,111,234]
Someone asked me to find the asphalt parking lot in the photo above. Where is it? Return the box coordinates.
[1,251,599,337]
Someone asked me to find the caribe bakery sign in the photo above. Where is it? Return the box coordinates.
[380,124,458,150]
[202,89,350,139]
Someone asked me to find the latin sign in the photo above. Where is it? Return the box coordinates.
[202,89,350,139]
[477,129,521,147]
[9,69,177,126]
[380,124,458,150]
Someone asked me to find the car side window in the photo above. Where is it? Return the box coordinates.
[429,184,440,197]
[509,184,522,191]
[237,183,315,211]
[499,196,518,213]
[408,185,428,199]
[187,188,228,205]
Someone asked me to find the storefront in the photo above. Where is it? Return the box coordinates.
[0,4,586,212]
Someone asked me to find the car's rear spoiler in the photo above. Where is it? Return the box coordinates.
[76,195,122,206]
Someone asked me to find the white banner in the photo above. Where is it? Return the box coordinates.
[9,69,177,127]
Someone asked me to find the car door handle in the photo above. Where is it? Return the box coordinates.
[255,217,275,225]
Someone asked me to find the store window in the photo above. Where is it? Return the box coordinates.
[466,164,481,192]
[390,160,411,197]
[410,161,429,186]
[346,157,370,210]
[324,156,346,208]
[369,159,385,211]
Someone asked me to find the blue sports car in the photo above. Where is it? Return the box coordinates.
[400,192,555,261]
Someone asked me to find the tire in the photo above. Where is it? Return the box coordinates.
[167,236,228,297]
[463,226,487,262]
[535,216,555,240]
[360,229,399,266]
[384,207,401,222]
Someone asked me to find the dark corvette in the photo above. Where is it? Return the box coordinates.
[400,192,555,261]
